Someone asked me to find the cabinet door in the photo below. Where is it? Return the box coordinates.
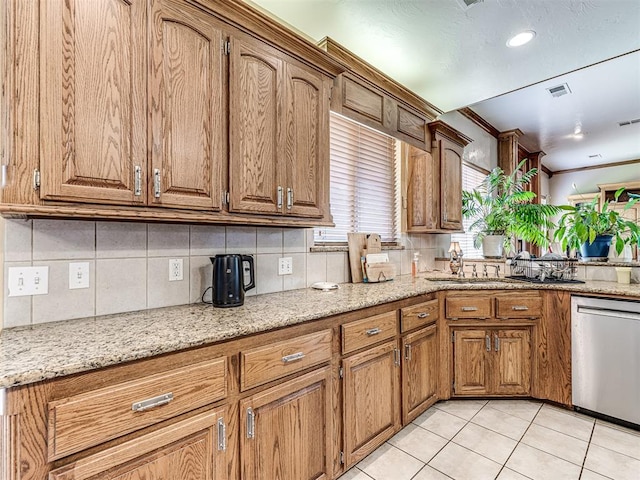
[493,329,531,395]
[40,0,146,205]
[240,367,332,480]
[406,145,439,232]
[343,340,401,467]
[453,330,490,396]
[402,324,438,424]
[439,138,463,230]
[149,0,224,210]
[49,408,229,480]
[284,62,329,218]
[229,36,285,215]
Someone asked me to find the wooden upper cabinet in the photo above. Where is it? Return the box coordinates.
[228,35,284,215]
[284,62,330,218]
[440,138,463,230]
[149,0,225,210]
[39,0,147,205]
[406,144,438,232]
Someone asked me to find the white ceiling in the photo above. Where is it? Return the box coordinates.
[249,0,640,171]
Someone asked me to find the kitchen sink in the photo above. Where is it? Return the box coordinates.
[425,277,515,285]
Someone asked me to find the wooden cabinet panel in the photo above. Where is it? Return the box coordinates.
[284,62,329,218]
[397,105,426,144]
[240,329,332,391]
[343,340,400,467]
[229,36,284,215]
[40,0,147,205]
[401,299,438,333]
[49,408,229,480]
[149,0,224,210]
[440,138,463,230]
[446,296,492,319]
[494,329,531,395]
[406,145,438,232]
[342,311,398,354]
[240,368,332,480]
[48,357,227,460]
[342,76,384,124]
[495,295,542,319]
[453,330,490,396]
[402,325,438,423]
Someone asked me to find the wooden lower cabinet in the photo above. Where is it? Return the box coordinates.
[239,367,332,480]
[402,324,438,423]
[453,328,531,396]
[342,340,401,468]
[48,407,230,480]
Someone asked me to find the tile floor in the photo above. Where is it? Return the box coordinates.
[338,399,640,480]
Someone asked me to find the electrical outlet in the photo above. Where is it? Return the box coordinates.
[8,266,49,297]
[169,258,184,282]
[69,262,90,289]
[278,257,293,275]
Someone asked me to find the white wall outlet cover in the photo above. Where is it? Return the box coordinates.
[69,262,90,290]
[169,258,184,281]
[8,266,49,297]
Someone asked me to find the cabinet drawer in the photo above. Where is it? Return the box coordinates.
[446,296,492,319]
[48,357,227,461]
[495,295,542,318]
[342,311,398,354]
[241,330,332,391]
[401,300,439,332]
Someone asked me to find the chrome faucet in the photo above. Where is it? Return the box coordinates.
[457,254,465,278]
[468,264,478,277]
[483,264,500,277]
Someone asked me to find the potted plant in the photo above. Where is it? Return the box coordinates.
[554,188,640,261]
[462,161,559,258]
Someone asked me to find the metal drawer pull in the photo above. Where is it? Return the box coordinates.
[485,335,491,351]
[495,335,500,352]
[512,306,529,311]
[366,327,382,336]
[132,392,173,412]
[282,352,305,363]
[217,417,226,451]
[417,312,430,319]
[461,306,478,312]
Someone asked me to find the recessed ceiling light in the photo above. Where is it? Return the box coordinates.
[506,30,536,48]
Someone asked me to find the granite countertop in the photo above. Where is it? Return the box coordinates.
[1,275,639,389]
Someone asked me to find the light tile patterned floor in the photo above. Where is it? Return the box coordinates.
[338,400,640,480]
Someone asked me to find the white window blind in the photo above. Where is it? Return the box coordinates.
[315,113,399,243]
[451,163,488,257]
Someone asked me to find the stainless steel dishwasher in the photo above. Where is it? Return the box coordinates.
[572,295,640,426]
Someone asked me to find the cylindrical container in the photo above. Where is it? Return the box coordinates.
[615,267,631,284]
[412,253,419,278]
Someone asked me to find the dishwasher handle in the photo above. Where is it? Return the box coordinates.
[577,305,640,322]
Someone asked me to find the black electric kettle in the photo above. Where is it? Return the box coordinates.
[210,254,255,307]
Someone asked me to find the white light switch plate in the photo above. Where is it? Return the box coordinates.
[278,257,293,275]
[69,262,90,289]
[8,266,49,297]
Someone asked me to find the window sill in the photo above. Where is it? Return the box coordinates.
[311,244,405,253]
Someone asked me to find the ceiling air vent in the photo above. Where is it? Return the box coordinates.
[546,83,571,98]
[456,0,484,9]
[618,118,640,127]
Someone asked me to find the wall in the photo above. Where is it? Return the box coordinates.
[549,162,639,205]
[1,218,447,328]
[437,111,498,172]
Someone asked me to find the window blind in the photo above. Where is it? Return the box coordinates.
[451,163,489,257]
[315,113,399,243]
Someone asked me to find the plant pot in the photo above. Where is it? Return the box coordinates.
[482,234,505,259]
[580,234,612,262]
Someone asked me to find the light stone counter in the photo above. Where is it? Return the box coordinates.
[1,275,639,388]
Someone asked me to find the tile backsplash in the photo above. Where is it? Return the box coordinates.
[1,218,448,328]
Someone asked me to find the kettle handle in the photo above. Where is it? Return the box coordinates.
[242,255,255,291]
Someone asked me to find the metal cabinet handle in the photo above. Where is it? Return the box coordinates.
[246,407,255,439]
[286,187,293,210]
[404,343,412,361]
[153,169,161,198]
[461,306,478,312]
[282,352,305,363]
[132,392,173,412]
[417,312,430,319]
[217,417,226,451]
[134,165,142,196]
[366,327,382,336]
[512,306,529,311]
[495,335,500,352]
[277,186,283,209]
[485,335,491,351]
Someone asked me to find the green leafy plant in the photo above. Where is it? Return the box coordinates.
[554,188,640,255]
[461,160,559,252]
